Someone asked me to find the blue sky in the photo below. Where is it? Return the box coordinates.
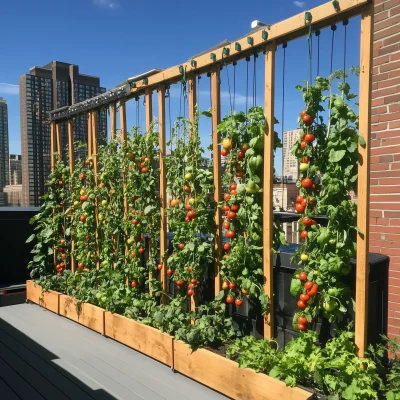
[0,0,361,173]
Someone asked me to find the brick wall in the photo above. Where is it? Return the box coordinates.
[371,0,400,341]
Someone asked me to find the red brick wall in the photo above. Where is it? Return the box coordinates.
[371,0,400,341]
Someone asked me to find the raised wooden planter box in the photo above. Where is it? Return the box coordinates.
[173,340,310,400]
[26,280,60,314]
[105,311,174,367]
[59,294,105,335]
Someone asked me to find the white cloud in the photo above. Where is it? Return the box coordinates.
[0,83,19,95]
[293,1,305,8]
[93,0,120,9]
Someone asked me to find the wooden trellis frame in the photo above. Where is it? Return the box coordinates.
[50,0,373,357]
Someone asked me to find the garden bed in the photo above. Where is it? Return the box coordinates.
[58,294,105,335]
[173,340,310,400]
[26,280,60,314]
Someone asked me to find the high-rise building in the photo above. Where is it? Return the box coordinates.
[0,97,9,193]
[282,128,302,182]
[20,61,107,206]
[9,154,22,185]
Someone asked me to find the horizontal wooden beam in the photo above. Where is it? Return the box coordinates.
[131,0,368,93]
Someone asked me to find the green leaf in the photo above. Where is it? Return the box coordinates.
[215,290,225,301]
[358,135,366,147]
[329,149,346,163]
[26,234,35,243]
[290,277,302,296]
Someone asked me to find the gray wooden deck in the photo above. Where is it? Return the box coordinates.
[0,303,229,400]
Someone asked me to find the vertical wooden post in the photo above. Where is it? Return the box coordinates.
[55,123,62,155]
[68,120,76,273]
[263,43,276,339]
[87,113,92,157]
[355,3,373,358]
[211,66,222,296]
[50,121,56,169]
[188,76,198,314]
[158,86,168,303]
[145,88,153,294]
[110,103,117,142]
[92,111,100,271]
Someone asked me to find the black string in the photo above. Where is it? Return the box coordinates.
[330,25,336,75]
[253,55,257,107]
[223,56,233,112]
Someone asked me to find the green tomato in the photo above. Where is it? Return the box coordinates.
[98,214,104,220]
[328,288,339,296]
[323,299,337,312]
[126,152,134,161]
[73,201,79,207]
[127,238,133,245]
[189,198,195,205]
[300,254,309,262]
[184,173,193,181]
[299,163,309,172]
[101,200,107,206]
[340,264,352,276]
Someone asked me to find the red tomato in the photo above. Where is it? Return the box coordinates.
[302,217,313,226]
[178,243,185,250]
[177,280,184,287]
[132,219,139,225]
[301,156,309,163]
[131,281,138,288]
[227,211,236,220]
[302,178,313,189]
[302,114,313,125]
[157,264,163,270]
[304,281,314,290]
[185,205,191,211]
[312,183,317,191]
[226,295,235,304]
[297,316,308,325]
[230,204,240,212]
[187,211,196,219]
[224,193,231,201]
[230,184,237,191]
[78,262,84,269]
[311,219,317,226]
[304,133,315,143]
[223,243,231,251]
[141,167,148,173]
[229,282,237,289]
[79,173,86,180]
[297,324,307,331]
[226,230,236,239]
[223,221,230,229]
[300,231,308,239]
[166,269,173,276]
[182,185,191,194]
[300,141,307,150]
[221,148,228,156]
[130,252,136,258]
[296,195,304,203]
[297,300,307,310]
[238,151,245,160]
[79,215,86,223]
[300,110,307,117]
[138,248,145,254]
[295,203,305,213]
[187,289,194,296]
[308,283,319,297]
[230,190,237,195]
[299,272,308,281]
[301,199,307,207]
[187,265,192,272]
[235,299,243,306]
[223,205,230,212]
[300,294,310,302]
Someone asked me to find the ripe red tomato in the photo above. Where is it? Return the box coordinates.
[138,248,145,254]
[157,264,163,270]
[300,110,307,117]
[299,272,308,281]
[230,184,237,191]
[226,295,234,304]
[222,221,230,229]
[230,204,240,212]
[78,262,84,269]
[166,269,173,276]
[300,294,310,302]
[302,178,313,189]
[182,185,191,194]
[185,205,191,211]
[230,189,237,195]
[300,141,307,150]
[295,203,305,213]
[300,231,308,239]
[235,299,243,306]
[178,243,185,250]
[130,252,136,258]
[301,199,307,207]
[225,230,236,239]
[301,156,309,163]
[312,183,317,191]
[304,281,314,290]
[222,205,230,212]
[302,217,313,226]
[131,281,138,288]
[296,195,304,203]
[223,243,231,251]
[297,316,308,325]
[237,151,245,160]
[308,283,319,297]
[79,173,86,180]
[224,193,231,201]
[141,167,148,173]
[187,211,196,219]
[229,282,237,289]
[187,289,194,296]
[297,300,307,310]
[227,211,236,220]
[176,280,184,287]
[79,215,86,223]
[297,324,307,331]
[221,148,228,156]
[304,133,315,143]
[140,162,145,168]
[302,114,313,125]
[132,219,139,225]
[80,195,88,202]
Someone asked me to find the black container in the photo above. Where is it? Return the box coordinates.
[0,207,38,288]
[273,244,389,348]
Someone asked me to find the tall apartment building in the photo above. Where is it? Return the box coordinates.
[20,61,107,206]
[0,97,9,193]
[282,128,302,182]
[9,154,22,185]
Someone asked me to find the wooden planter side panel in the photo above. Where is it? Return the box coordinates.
[59,295,104,335]
[173,341,310,400]
[104,312,173,367]
[26,280,60,314]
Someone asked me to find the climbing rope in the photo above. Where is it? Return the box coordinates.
[330,25,337,75]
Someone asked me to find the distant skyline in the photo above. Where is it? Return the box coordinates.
[0,0,362,175]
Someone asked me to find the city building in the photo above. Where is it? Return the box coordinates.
[0,97,9,193]
[282,128,302,182]
[272,182,298,211]
[3,184,22,207]
[20,61,107,206]
[9,154,22,185]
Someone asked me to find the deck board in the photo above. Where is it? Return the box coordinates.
[0,303,229,400]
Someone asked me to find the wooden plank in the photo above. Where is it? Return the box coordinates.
[68,120,76,273]
[26,280,60,314]
[158,85,168,303]
[56,123,62,155]
[355,3,373,359]
[173,340,309,400]
[263,43,276,339]
[130,0,368,93]
[110,103,117,142]
[87,112,92,157]
[50,121,56,169]
[91,110,99,179]
[104,312,173,367]
[211,66,222,296]
[59,295,105,335]
[120,100,127,143]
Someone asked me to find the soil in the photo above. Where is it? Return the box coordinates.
[204,342,231,358]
